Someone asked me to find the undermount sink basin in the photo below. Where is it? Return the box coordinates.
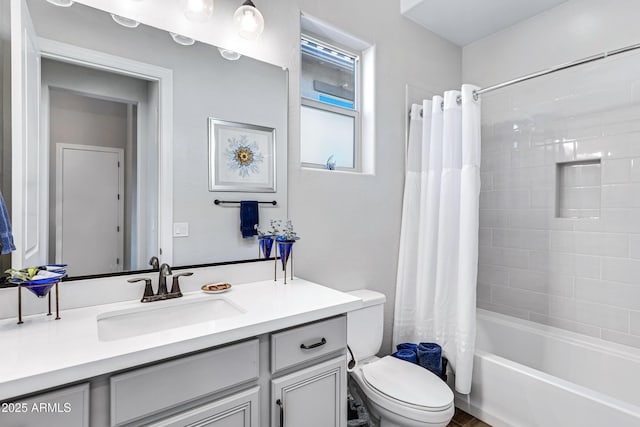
[97,297,245,341]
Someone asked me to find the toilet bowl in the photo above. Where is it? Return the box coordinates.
[347,290,454,427]
[350,356,454,427]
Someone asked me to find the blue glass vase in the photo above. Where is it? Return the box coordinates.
[258,235,274,258]
[23,277,60,298]
[277,239,295,271]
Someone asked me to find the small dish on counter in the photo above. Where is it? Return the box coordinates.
[201,283,232,294]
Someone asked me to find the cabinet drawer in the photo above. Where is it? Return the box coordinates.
[271,316,346,373]
[148,386,259,427]
[2,383,90,427]
[110,339,259,426]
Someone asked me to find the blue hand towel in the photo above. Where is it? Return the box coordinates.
[392,349,418,364]
[0,191,15,255]
[417,342,442,376]
[240,201,259,238]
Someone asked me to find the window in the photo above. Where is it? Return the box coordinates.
[300,35,361,170]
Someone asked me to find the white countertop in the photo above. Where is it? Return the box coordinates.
[0,279,362,401]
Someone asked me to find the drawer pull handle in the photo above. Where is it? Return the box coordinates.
[276,399,284,427]
[300,337,327,350]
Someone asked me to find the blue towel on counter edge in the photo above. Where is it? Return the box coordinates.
[240,201,259,239]
[0,191,15,255]
[392,349,418,364]
[417,342,442,377]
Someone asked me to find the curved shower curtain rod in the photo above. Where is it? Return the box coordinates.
[474,41,640,97]
[416,41,640,117]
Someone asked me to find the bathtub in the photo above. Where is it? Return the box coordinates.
[454,309,640,427]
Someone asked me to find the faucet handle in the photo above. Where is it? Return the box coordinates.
[170,272,193,296]
[128,278,154,302]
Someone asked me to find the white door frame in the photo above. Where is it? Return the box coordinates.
[37,37,174,266]
[11,0,47,269]
[55,143,125,269]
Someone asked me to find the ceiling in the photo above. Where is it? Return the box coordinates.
[401,0,569,46]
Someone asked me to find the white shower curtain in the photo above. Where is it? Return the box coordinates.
[393,85,481,394]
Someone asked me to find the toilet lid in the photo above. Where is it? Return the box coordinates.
[362,356,454,411]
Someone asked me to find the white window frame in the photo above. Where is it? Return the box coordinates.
[300,34,362,172]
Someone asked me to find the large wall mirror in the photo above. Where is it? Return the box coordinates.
[5,0,287,279]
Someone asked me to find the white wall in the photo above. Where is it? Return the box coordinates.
[464,0,640,349]
[463,0,640,87]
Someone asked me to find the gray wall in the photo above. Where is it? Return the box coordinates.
[464,0,640,349]
[70,0,462,355]
[28,0,288,267]
[48,89,129,150]
[289,1,461,354]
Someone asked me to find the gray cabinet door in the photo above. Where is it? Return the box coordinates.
[1,383,90,427]
[148,386,260,427]
[271,356,346,427]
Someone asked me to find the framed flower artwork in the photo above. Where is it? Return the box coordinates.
[208,118,276,192]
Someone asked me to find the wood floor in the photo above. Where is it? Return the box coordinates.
[447,408,491,427]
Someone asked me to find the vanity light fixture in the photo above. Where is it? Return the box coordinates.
[183,0,214,23]
[170,32,196,46]
[218,47,241,61]
[111,14,140,28]
[233,0,264,40]
[46,0,74,7]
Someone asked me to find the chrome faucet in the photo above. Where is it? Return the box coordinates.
[157,263,172,296]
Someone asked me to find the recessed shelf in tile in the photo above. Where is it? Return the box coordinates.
[556,159,601,218]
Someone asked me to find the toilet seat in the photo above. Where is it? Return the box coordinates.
[361,356,454,412]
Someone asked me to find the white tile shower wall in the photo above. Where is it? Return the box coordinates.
[477,53,640,350]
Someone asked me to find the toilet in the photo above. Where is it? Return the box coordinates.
[347,290,454,427]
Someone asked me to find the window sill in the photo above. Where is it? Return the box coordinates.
[299,165,374,177]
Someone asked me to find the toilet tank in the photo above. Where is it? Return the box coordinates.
[347,290,386,362]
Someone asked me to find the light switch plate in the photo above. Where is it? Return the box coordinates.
[173,222,189,237]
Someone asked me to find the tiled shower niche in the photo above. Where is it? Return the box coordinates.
[556,160,601,219]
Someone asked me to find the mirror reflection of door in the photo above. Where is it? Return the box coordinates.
[56,144,124,276]
[43,60,156,277]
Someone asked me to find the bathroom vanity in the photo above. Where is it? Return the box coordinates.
[0,279,362,427]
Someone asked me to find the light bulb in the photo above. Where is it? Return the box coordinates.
[183,0,214,23]
[46,0,74,7]
[233,0,264,40]
[241,10,258,32]
[218,48,241,61]
[170,33,195,46]
[111,14,140,28]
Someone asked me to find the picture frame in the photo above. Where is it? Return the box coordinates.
[208,118,276,192]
